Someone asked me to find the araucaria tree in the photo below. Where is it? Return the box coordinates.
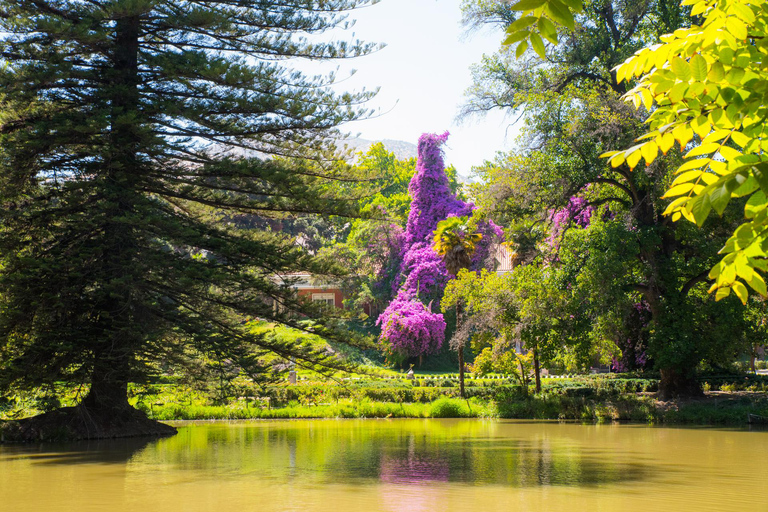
[0,0,376,437]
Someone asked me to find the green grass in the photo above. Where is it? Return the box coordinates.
[4,373,768,426]
[139,397,494,421]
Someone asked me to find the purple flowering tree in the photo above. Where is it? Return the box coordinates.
[377,132,502,362]
[547,195,595,250]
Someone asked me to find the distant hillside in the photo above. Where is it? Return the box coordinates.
[339,137,418,161]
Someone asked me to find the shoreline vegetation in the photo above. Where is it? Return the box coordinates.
[4,374,768,441]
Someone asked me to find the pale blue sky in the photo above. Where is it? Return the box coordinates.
[331,0,516,175]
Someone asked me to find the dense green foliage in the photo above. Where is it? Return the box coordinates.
[461,0,765,397]
[605,0,768,304]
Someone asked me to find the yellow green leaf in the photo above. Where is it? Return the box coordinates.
[690,54,708,81]
[726,67,745,85]
[659,132,675,154]
[510,0,547,11]
[671,57,692,81]
[708,61,726,82]
[654,45,671,70]
[537,17,558,44]
[718,146,743,160]
[530,32,546,59]
[677,158,712,172]
[701,129,730,145]
[715,286,732,301]
[668,82,689,103]
[730,2,756,24]
[685,142,720,158]
[733,281,749,304]
[663,196,690,215]
[641,140,658,165]
[672,170,704,185]
[736,255,755,282]
[710,182,732,214]
[726,17,748,40]
[560,0,583,11]
[626,149,642,169]
[689,193,713,225]
[691,115,711,138]
[503,30,531,46]
[673,123,694,148]
[506,16,538,33]
[747,272,767,296]
[663,182,695,198]
[545,0,576,30]
[691,0,709,16]
[515,40,529,58]
[640,88,654,110]
[731,131,751,147]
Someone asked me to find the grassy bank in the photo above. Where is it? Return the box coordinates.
[139,393,768,425]
[5,374,768,426]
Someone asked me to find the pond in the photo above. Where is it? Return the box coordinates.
[1,419,767,511]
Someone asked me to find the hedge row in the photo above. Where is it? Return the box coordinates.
[259,385,527,406]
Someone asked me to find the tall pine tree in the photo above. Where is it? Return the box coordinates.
[0,0,376,437]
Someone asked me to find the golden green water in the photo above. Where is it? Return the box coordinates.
[1,419,767,511]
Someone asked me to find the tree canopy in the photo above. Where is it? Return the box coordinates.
[461,0,757,396]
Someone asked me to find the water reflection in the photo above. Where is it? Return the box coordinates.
[1,437,156,465]
[120,420,654,488]
[3,420,768,512]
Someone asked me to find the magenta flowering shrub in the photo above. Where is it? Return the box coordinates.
[400,244,448,296]
[377,291,446,357]
[547,196,595,249]
[377,132,503,358]
[403,132,473,248]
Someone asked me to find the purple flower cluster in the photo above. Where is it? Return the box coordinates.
[403,132,473,248]
[377,293,446,358]
[376,132,502,357]
[547,195,594,249]
[400,245,448,296]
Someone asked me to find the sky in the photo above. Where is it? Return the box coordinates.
[321,0,518,175]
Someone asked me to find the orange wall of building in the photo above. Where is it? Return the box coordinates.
[297,289,344,308]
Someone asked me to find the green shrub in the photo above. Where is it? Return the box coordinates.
[429,397,467,418]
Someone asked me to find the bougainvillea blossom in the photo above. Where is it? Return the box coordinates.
[547,195,595,249]
[377,291,446,357]
[403,132,473,247]
[377,132,503,358]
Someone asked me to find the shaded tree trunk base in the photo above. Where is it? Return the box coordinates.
[0,404,176,443]
[658,368,704,400]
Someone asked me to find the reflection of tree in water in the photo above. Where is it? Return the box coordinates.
[379,435,449,485]
[0,437,156,466]
[466,437,651,487]
[56,421,655,488]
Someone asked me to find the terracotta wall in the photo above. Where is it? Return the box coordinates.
[297,288,344,309]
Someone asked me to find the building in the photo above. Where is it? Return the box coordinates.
[277,273,344,309]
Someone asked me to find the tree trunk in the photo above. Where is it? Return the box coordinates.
[658,367,702,399]
[458,346,465,398]
[456,303,465,398]
[533,346,541,394]
[82,359,130,412]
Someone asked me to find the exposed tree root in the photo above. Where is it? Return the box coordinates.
[0,405,176,443]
